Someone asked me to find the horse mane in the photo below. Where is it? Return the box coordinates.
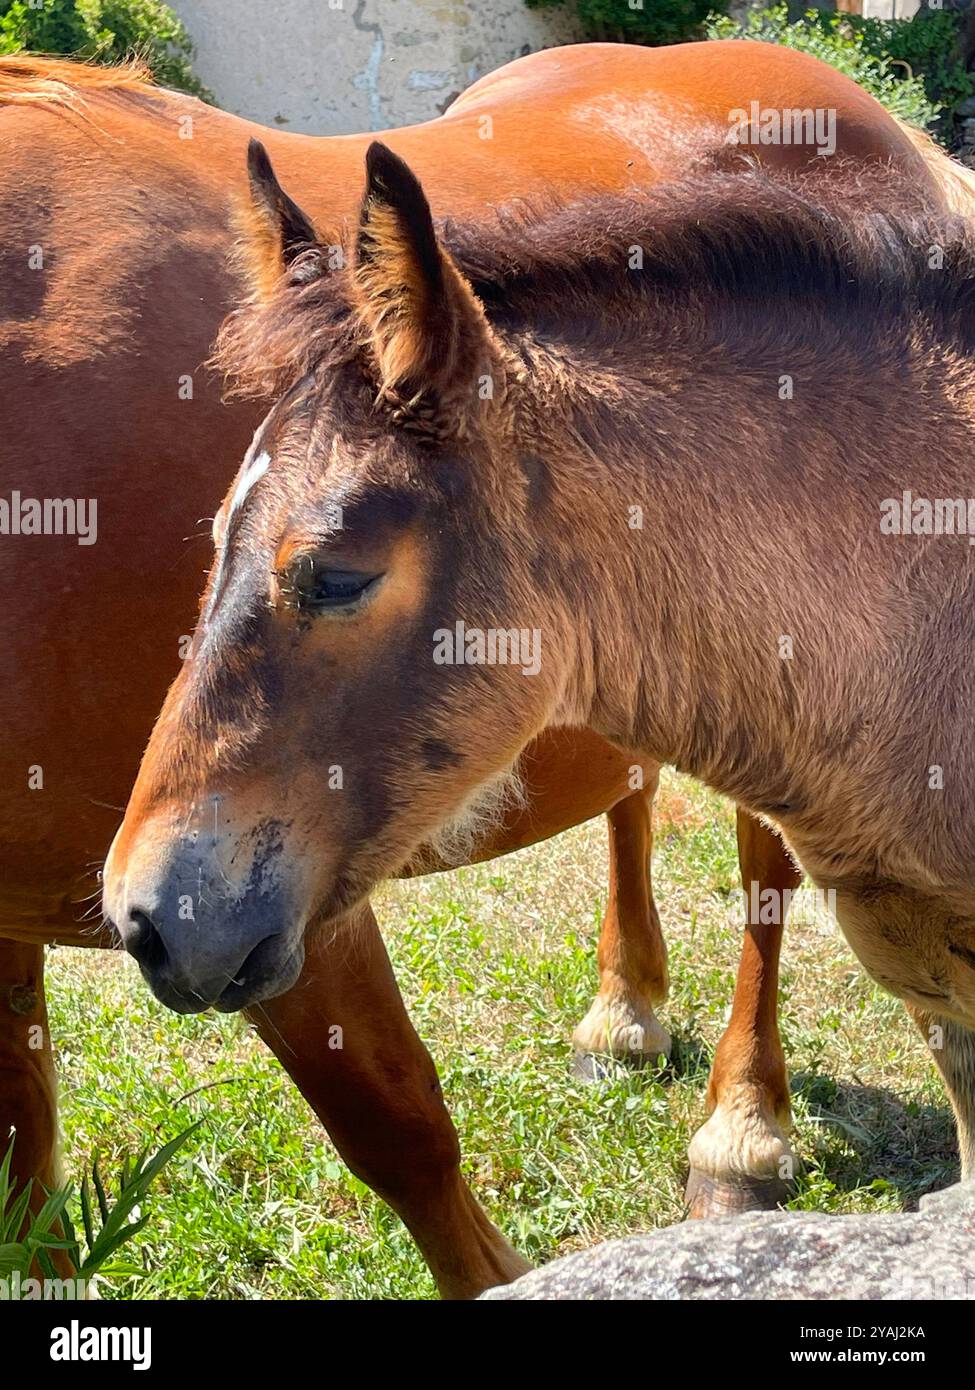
[897,117,975,219]
[213,163,975,403]
[0,53,154,113]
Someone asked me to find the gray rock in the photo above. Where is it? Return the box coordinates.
[481,1183,975,1300]
[956,97,975,118]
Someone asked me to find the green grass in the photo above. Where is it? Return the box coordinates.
[47,771,958,1299]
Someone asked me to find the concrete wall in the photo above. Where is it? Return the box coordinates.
[170,0,585,134]
[861,0,920,17]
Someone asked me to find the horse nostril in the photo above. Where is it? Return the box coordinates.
[125,909,168,974]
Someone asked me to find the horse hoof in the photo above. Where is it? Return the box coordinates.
[571,1046,669,1084]
[572,1050,614,1083]
[684,1167,790,1219]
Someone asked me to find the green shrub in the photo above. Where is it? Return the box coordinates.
[856,8,972,123]
[0,0,209,97]
[705,6,944,130]
[526,0,726,49]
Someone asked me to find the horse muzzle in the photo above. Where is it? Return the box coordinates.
[102,813,306,1013]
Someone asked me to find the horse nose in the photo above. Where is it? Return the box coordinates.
[117,892,282,1012]
[120,909,168,975]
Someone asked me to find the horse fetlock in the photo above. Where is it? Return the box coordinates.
[648,959,669,1009]
[572,988,671,1062]
[687,1087,794,1187]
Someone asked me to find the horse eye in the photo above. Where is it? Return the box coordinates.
[279,560,382,613]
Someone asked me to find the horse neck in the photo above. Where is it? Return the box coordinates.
[532,310,974,818]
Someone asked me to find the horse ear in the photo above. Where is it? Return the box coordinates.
[242,139,322,298]
[354,142,493,426]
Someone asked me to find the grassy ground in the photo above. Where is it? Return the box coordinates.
[48,770,958,1300]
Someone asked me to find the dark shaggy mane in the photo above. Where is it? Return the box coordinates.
[212,162,975,402]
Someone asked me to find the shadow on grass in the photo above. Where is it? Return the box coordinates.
[571,1028,710,1085]
[792,1069,959,1208]
[667,1030,711,1082]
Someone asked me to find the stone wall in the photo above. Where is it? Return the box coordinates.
[169,0,585,134]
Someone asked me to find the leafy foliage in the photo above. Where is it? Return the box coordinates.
[856,8,972,123]
[0,1124,199,1286]
[526,0,726,48]
[705,6,945,129]
[0,0,209,97]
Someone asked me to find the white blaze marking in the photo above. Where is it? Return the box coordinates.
[228,450,270,520]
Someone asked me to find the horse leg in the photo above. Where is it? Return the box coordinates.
[685,810,800,1217]
[905,1006,975,1180]
[0,940,61,1227]
[828,883,975,1184]
[572,782,671,1063]
[245,901,530,1299]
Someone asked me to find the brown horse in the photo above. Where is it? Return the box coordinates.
[107,141,975,1297]
[3,44,969,1297]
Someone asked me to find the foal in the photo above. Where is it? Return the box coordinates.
[106,145,975,1288]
